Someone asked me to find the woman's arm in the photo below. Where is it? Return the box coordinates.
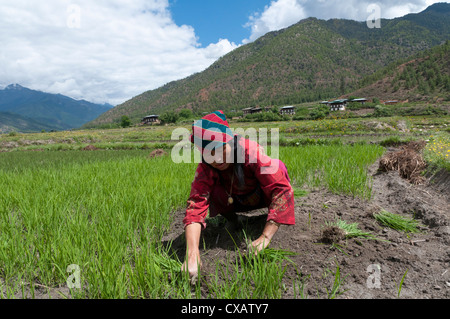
[181,222,202,281]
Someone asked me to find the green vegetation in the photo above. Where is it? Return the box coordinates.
[206,247,297,299]
[374,210,420,234]
[83,5,450,128]
[120,115,131,128]
[0,112,448,299]
[0,85,111,133]
[423,132,450,173]
[325,218,380,241]
[0,151,196,298]
[324,261,348,299]
[0,137,385,298]
[282,144,384,199]
[396,269,409,298]
[359,41,450,102]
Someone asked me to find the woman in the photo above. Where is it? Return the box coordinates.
[181,110,295,280]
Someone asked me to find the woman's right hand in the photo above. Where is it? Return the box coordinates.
[181,252,202,285]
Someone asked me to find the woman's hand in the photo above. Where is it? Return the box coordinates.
[250,234,271,253]
[250,220,280,255]
[181,251,202,285]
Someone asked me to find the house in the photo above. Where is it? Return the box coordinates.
[351,98,368,105]
[242,107,253,115]
[142,115,160,125]
[280,106,296,115]
[384,100,398,105]
[327,99,347,111]
[242,107,263,116]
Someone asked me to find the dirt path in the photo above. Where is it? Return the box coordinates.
[164,155,450,299]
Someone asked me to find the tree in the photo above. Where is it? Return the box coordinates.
[309,105,329,120]
[178,109,193,119]
[340,76,346,95]
[120,115,131,128]
[160,111,179,124]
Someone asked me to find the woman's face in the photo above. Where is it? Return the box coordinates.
[207,143,232,171]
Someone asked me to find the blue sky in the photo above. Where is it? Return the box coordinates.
[169,0,272,46]
[0,0,447,105]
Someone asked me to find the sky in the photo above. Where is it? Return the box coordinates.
[0,0,447,106]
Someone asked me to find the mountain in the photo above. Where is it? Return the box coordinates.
[346,40,450,102]
[0,84,113,132]
[0,112,56,134]
[84,3,450,127]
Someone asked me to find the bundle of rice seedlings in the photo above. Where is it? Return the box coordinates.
[374,210,420,233]
[323,218,380,242]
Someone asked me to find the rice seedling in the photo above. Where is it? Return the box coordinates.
[293,187,308,198]
[396,268,408,298]
[205,231,297,299]
[0,150,197,298]
[0,138,386,298]
[374,210,420,234]
[292,266,310,299]
[281,143,385,199]
[324,260,348,299]
[324,218,381,242]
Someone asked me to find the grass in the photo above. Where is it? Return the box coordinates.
[281,144,385,200]
[0,150,197,298]
[293,187,308,197]
[325,218,381,241]
[374,210,420,234]
[0,119,414,299]
[396,269,408,298]
[423,132,450,173]
[325,261,348,299]
[205,246,297,299]
[0,140,387,298]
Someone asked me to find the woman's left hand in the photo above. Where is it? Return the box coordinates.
[250,234,271,254]
[249,220,280,255]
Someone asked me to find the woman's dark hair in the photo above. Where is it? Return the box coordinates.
[233,134,245,187]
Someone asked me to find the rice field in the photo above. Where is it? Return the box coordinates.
[0,136,387,299]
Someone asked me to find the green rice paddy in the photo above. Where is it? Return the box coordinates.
[0,140,385,298]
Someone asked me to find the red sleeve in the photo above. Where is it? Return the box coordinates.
[247,142,295,226]
[183,163,217,229]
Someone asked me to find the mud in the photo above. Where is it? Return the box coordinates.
[148,148,168,158]
[82,144,99,151]
[163,150,450,299]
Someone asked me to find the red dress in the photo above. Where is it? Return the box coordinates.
[183,137,295,229]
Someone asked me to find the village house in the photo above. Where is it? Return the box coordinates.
[383,100,399,105]
[352,98,368,105]
[142,115,160,125]
[242,107,263,116]
[327,99,347,111]
[279,106,296,115]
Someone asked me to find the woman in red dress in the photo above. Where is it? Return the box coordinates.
[181,111,295,280]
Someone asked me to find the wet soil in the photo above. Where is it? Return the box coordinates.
[163,150,450,299]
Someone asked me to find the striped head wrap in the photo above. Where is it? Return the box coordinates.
[191,110,234,151]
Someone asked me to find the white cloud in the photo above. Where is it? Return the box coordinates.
[203,39,239,60]
[1,0,447,105]
[244,0,446,43]
[0,0,238,105]
[244,0,307,43]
